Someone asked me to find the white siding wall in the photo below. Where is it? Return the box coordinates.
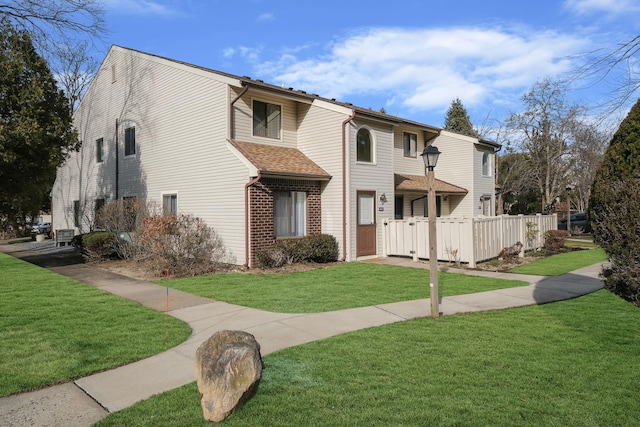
[52,46,249,264]
[474,146,496,215]
[347,118,395,260]
[296,101,349,259]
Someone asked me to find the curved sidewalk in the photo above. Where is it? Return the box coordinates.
[0,243,605,427]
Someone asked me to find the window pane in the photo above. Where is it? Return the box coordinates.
[357,129,372,162]
[253,100,281,139]
[358,193,374,225]
[274,191,290,237]
[125,127,136,156]
[482,153,490,176]
[403,133,416,157]
[292,191,306,236]
[96,138,104,163]
[163,194,177,215]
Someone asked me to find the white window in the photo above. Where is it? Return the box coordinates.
[403,132,417,158]
[163,193,177,216]
[124,127,136,156]
[274,191,306,238]
[357,128,374,163]
[96,138,104,163]
[253,100,281,139]
[482,152,491,176]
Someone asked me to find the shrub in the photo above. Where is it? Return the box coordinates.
[589,99,640,306]
[136,214,226,277]
[543,230,568,254]
[256,234,339,268]
[71,231,119,261]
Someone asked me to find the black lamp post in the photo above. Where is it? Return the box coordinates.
[565,186,572,236]
[421,145,441,319]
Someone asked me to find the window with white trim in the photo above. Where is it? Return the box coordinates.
[482,152,491,176]
[356,128,374,163]
[163,194,177,216]
[274,191,307,238]
[403,132,417,158]
[253,100,281,139]
[124,127,136,156]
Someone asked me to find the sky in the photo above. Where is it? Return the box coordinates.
[98,0,640,130]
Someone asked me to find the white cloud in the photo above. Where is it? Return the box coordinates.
[103,0,178,15]
[250,27,588,114]
[564,0,640,15]
[257,12,275,22]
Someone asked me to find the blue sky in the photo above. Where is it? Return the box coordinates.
[99,0,640,129]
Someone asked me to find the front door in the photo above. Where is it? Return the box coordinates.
[356,191,376,257]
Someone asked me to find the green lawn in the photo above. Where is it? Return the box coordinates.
[97,289,640,426]
[158,262,528,313]
[0,253,192,397]
[510,248,608,276]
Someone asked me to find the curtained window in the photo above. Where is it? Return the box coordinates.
[253,100,281,139]
[274,191,307,237]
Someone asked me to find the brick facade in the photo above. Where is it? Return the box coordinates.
[249,178,322,266]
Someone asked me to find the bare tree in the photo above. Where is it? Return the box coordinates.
[506,77,582,211]
[50,40,99,111]
[1,0,106,54]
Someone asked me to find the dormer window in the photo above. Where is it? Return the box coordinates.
[253,100,281,139]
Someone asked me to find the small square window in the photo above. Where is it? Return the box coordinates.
[124,127,136,156]
[253,100,281,139]
[403,133,417,158]
[163,194,177,216]
[96,138,104,163]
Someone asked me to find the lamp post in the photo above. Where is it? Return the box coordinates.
[421,145,441,319]
[565,186,572,236]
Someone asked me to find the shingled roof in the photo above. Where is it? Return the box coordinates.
[394,174,468,194]
[230,140,331,180]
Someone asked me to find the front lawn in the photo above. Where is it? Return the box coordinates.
[159,262,528,313]
[0,253,192,397]
[97,289,640,426]
[509,248,607,276]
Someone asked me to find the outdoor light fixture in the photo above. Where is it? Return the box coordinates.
[421,145,441,171]
[422,144,441,319]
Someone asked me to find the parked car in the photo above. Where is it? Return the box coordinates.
[558,213,590,233]
[31,222,51,235]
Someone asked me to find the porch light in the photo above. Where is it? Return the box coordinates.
[421,145,441,171]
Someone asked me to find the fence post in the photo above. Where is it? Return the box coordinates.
[518,214,526,258]
[411,217,418,262]
[469,217,477,268]
[382,220,388,257]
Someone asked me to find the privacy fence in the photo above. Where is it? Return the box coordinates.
[382,214,558,268]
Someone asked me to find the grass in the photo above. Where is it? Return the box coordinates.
[158,262,528,313]
[509,248,608,276]
[0,252,192,397]
[96,289,640,426]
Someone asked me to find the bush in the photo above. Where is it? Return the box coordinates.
[256,234,339,268]
[71,231,119,261]
[543,230,568,254]
[136,214,226,277]
[589,99,640,306]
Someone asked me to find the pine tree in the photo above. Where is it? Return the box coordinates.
[0,19,78,228]
[589,98,640,305]
[443,98,478,138]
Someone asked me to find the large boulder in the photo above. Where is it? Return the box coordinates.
[195,330,263,423]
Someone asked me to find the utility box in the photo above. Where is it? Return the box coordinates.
[55,229,75,247]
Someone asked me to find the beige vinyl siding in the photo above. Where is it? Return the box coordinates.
[348,118,395,260]
[296,101,349,258]
[392,126,431,176]
[232,89,299,148]
[52,46,248,262]
[431,130,476,217]
[474,146,496,215]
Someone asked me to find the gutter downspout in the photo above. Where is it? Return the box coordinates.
[244,173,261,268]
[115,119,119,199]
[341,111,356,261]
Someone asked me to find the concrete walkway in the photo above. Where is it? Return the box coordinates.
[0,242,605,427]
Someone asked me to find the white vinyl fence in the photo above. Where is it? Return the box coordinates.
[382,214,557,268]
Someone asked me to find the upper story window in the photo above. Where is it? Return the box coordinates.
[96,138,104,163]
[163,193,177,216]
[482,152,491,176]
[253,100,281,139]
[124,127,136,156]
[403,132,417,158]
[356,127,374,163]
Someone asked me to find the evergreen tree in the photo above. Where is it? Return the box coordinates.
[0,19,78,229]
[443,98,478,138]
[589,98,640,306]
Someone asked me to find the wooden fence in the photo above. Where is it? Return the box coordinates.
[382,214,558,268]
